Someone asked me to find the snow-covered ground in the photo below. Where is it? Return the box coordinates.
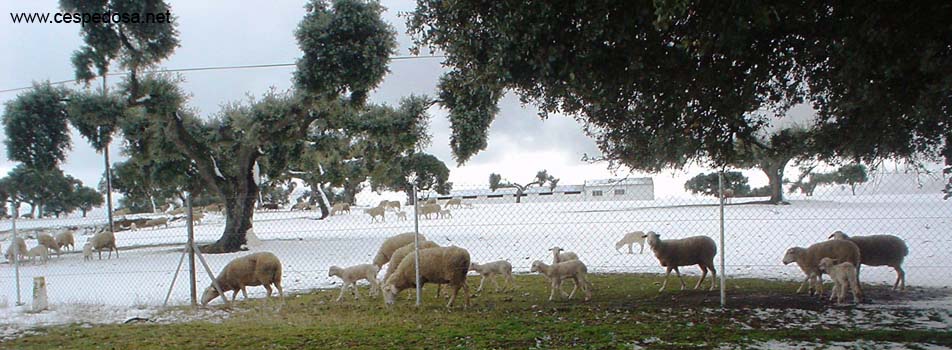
[0,193,950,336]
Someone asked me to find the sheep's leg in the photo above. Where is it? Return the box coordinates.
[353,283,361,300]
[549,279,560,301]
[447,284,459,308]
[506,273,516,291]
[796,273,811,294]
[264,285,273,299]
[568,276,580,299]
[241,287,249,300]
[829,283,838,302]
[708,263,717,291]
[368,277,380,297]
[337,284,348,302]
[659,267,672,292]
[477,275,487,293]
[639,242,644,254]
[894,266,905,291]
[492,274,501,292]
[674,267,686,290]
[627,244,633,255]
[694,264,708,290]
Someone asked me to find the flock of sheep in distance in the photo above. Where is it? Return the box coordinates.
[2,197,910,308]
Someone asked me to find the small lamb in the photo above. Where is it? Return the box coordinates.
[396,211,407,221]
[26,245,49,265]
[817,257,863,304]
[365,206,386,223]
[530,260,593,301]
[469,260,515,293]
[83,242,93,261]
[615,231,646,254]
[438,209,452,219]
[328,264,381,302]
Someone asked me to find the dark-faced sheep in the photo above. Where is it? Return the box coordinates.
[201,252,284,305]
[644,231,717,292]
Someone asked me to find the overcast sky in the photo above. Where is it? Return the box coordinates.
[4,0,925,203]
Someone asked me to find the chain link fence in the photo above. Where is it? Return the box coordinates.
[1,172,950,309]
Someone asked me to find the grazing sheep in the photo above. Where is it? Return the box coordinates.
[384,241,442,281]
[444,198,462,209]
[260,203,280,211]
[396,211,407,221]
[438,209,452,219]
[424,198,437,205]
[37,233,61,257]
[90,231,119,259]
[462,202,474,209]
[818,257,863,304]
[782,239,860,297]
[82,242,93,261]
[5,237,27,262]
[469,260,515,292]
[201,252,284,305]
[328,264,381,301]
[26,245,49,264]
[170,207,186,215]
[615,231,646,254]
[419,203,441,219]
[141,217,169,230]
[644,231,718,292]
[330,203,351,216]
[378,200,401,211]
[828,230,909,291]
[203,203,224,213]
[364,206,386,223]
[530,260,593,301]
[191,211,205,225]
[382,246,471,308]
[55,230,75,251]
[373,232,428,268]
[290,202,311,211]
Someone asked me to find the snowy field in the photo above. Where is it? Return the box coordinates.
[1,193,951,334]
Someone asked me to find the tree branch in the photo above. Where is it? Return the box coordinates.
[163,112,224,195]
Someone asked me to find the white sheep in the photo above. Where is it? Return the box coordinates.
[444,198,462,209]
[90,231,119,259]
[438,209,452,219]
[418,203,441,219]
[549,247,579,264]
[5,237,27,262]
[372,232,427,268]
[396,211,407,221]
[328,264,381,302]
[828,230,909,291]
[530,260,593,301]
[817,257,863,304]
[201,252,284,305]
[782,239,861,297]
[37,233,61,257]
[382,246,471,308]
[83,242,93,261]
[615,231,646,254]
[644,231,718,292]
[469,260,515,293]
[384,241,442,281]
[55,230,75,251]
[26,245,49,265]
[365,206,386,223]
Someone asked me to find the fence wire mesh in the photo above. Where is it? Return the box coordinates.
[1,172,949,308]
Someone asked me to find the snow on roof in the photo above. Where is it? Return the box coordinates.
[431,184,585,198]
[584,178,653,187]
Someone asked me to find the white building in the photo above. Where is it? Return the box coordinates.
[426,177,654,204]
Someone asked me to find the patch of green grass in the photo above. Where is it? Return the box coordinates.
[2,274,949,349]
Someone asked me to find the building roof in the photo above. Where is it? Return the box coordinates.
[584,177,653,187]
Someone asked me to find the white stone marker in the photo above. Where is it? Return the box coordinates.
[32,276,48,312]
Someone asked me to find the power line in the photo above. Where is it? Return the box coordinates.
[0,55,446,94]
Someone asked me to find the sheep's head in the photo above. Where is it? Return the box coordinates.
[782,247,805,265]
[200,286,220,306]
[817,257,838,272]
[328,266,341,277]
[549,247,563,253]
[382,284,399,305]
[468,263,478,271]
[644,231,660,247]
[530,260,544,273]
[828,231,849,240]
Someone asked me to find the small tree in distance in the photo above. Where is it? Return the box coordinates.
[489,170,559,203]
[684,171,751,198]
[835,164,868,195]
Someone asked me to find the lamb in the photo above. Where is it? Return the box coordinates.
[381,246,471,308]
[396,211,407,221]
[328,264,381,302]
[644,231,718,292]
[141,217,169,230]
[90,231,119,259]
[782,239,861,297]
[55,230,75,251]
[26,245,49,264]
[330,203,351,216]
[364,206,386,223]
[83,242,93,261]
[418,203,441,219]
[383,240,442,281]
[530,260,593,301]
[549,247,579,264]
[201,252,284,305]
[378,200,401,211]
[5,237,27,262]
[438,209,452,219]
[615,231,646,254]
[828,230,909,291]
[444,198,462,209]
[37,233,61,257]
[372,232,427,268]
[469,260,515,292]
[817,257,863,304]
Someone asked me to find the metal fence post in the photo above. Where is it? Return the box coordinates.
[11,205,23,306]
[718,171,726,307]
[413,184,421,307]
[187,194,197,306]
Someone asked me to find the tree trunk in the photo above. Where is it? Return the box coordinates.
[82,209,88,217]
[200,182,257,254]
[850,184,856,196]
[313,184,330,220]
[762,162,788,205]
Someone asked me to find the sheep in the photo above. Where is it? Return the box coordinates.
[372,232,428,268]
[83,242,93,261]
[444,198,462,209]
[782,239,860,297]
[549,247,579,264]
[55,230,75,251]
[383,240,442,281]
[364,206,386,223]
[260,203,281,211]
[113,208,131,216]
[201,252,284,305]
[26,245,49,264]
[424,198,437,205]
[469,260,515,293]
[644,231,718,292]
[328,264,381,302]
[140,217,169,230]
[828,230,909,291]
[90,231,119,259]
[462,202,474,209]
[5,237,27,262]
[615,231,646,254]
[290,202,311,211]
[419,203,441,219]
[330,203,351,216]
[37,233,61,257]
[382,246,471,308]
[379,200,401,211]
[530,260,593,301]
[396,211,407,221]
[191,211,205,225]
[438,209,452,219]
[818,257,863,304]
[203,203,224,213]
